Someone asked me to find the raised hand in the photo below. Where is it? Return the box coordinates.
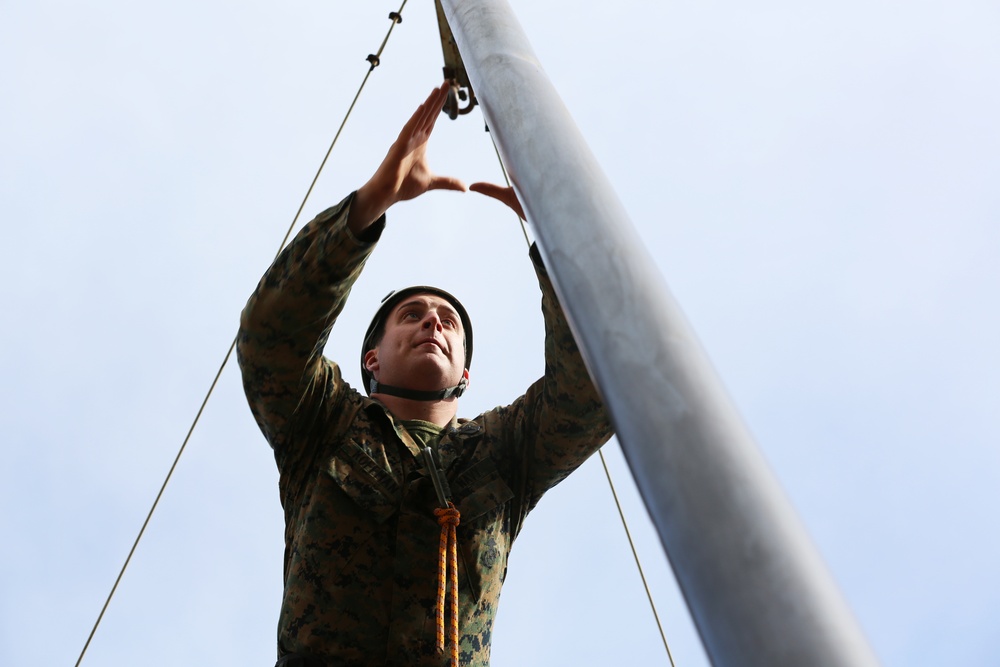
[349,83,467,234]
[469,182,526,221]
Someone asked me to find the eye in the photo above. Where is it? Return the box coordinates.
[402,311,419,321]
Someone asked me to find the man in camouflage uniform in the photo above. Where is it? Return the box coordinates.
[238,83,613,667]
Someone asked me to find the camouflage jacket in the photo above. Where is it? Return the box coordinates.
[238,193,612,666]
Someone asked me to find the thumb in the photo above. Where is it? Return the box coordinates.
[429,175,468,193]
[470,182,525,220]
[469,182,502,197]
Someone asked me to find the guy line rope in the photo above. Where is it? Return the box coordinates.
[75,3,673,664]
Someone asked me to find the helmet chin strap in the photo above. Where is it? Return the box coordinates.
[368,377,468,401]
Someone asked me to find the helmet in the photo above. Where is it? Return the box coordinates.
[359,286,473,399]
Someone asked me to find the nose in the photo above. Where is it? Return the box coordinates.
[422,312,443,331]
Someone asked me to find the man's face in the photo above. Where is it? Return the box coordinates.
[365,293,468,393]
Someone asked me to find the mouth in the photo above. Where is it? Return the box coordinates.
[414,338,445,352]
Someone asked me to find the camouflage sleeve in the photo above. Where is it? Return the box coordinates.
[503,244,614,523]
[236,192,384,452]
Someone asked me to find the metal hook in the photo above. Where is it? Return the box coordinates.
[442,75,477,120]
[421,447,453,508]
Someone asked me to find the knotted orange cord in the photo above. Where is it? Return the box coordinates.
[434,503,461,667]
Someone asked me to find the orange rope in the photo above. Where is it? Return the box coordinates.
[434,503,461,667]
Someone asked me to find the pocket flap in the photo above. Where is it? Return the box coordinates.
[455,468,514,523]
[326,440,400,524]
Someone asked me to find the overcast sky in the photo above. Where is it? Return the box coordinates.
[2,0,998,665]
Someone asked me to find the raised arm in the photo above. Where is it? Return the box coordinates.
[518,245,612,503]
[349,83,466,234]
[468,182,613,522]
[238,83,464,451]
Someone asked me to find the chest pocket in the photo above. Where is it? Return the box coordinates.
[452,460,515,602]
[326,439,402,524]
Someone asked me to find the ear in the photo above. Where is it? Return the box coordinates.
[461,368,470,388]
[364,349,380,376]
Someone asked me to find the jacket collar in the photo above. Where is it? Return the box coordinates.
[362,397,482,470]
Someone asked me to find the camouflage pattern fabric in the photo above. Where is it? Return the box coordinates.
[238,193,613,666]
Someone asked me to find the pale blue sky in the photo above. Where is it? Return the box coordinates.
[2,1,998,665]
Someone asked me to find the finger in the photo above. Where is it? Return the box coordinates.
[469,182,504,197]
[429,175,468,193]
[412,84,445,132]
[420,83,450,133]
[417,86,441,124]
[496,187,524,219]
[469,182,525,219]
[469,182,515,204]
[399,84,445,143]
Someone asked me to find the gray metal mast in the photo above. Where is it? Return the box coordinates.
[438,1,880,665]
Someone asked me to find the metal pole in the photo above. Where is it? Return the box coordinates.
[439,1,880,665]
